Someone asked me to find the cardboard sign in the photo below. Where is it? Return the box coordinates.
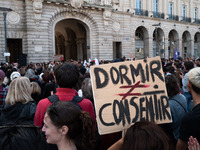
[90,57,172,135]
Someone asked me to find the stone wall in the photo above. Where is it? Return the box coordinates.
[0,0,200,63]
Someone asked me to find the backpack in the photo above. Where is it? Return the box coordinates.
[47,95,83,110]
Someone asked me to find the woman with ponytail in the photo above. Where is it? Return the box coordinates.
[42,101,95,150]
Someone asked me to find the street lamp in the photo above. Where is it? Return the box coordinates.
[152,23,161,56]
[0,7,12,62]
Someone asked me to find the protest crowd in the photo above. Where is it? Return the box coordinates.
[0,55,200,150]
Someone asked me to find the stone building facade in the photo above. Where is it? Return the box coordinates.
[0,0,200,63]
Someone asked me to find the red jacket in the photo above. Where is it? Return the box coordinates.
[34,88,96,127]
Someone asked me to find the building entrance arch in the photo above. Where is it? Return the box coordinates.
[135,26,149,59]
[55,19,89,61]
[182,31,192,58]
[194,32,200,57]
[168,30,179,58]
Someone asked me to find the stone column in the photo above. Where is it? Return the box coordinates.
[131,0,135,12]
[178,38,183,57]
[164,38,169,59]
[76,38,84,61]
[65,41,71,60]
[189,39,194,58]
[146,37,153,58]
[189,0,193,21]
[132,37,136,57]
[177,0,181,21]
[147,0,153,17]
[143,0,147,10]
[159,0,163,13]
[163,0,168,19]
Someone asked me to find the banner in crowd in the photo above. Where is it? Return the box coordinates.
[53,55,64,61]
[90,57,172,135]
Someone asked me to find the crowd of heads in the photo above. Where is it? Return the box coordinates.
[0,55,200,150]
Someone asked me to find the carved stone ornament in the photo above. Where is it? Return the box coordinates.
[112,21,120,32]
[32,0,44,26]
[70,0,84,8]
[6,11,20,24]
[100,0,111,5]
[103,10,112,21]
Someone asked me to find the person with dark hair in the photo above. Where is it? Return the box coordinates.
[34,62,95,127]
[195,58,200,67]
[42,101,95,150]
[165,65,176,76]
[2,66,13,87]
[176,67,200,150]
[108,121,171,150]
[81,78,94,104]
[41,71,56,98]
[173,62,183,88]
[18,67,26,76]
[180,61,194,111]
[165,74,187,141]
[177,57,183,70]
[30,82,42,104]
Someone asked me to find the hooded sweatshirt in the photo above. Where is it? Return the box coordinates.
[0,101,36,126]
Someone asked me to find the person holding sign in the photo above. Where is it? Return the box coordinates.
[42,101,95,150]
[176,67,200,150]
[90,57,172,135]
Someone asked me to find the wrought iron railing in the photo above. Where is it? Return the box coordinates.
[135,9,148,17]
[181,17,191,23]
[193,18,200,24]
[153,11,165,19]
[168,14,179,21]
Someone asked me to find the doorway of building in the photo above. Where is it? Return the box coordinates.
[113,42,122,59]
[7,39,22,63]
[55,19,89,61]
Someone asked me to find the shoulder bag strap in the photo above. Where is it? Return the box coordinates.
[48,95,60,103]
[170,98,187,113]
[71,96,83,110]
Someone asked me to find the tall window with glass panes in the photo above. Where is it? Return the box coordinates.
[136,0,142,15]
[153,0,158,17]
[168,2,173,19]
[182,5,186,21]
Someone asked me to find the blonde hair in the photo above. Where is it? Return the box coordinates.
[6,77,33,105]
[188,67,200,88]
[30,82,41,94]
